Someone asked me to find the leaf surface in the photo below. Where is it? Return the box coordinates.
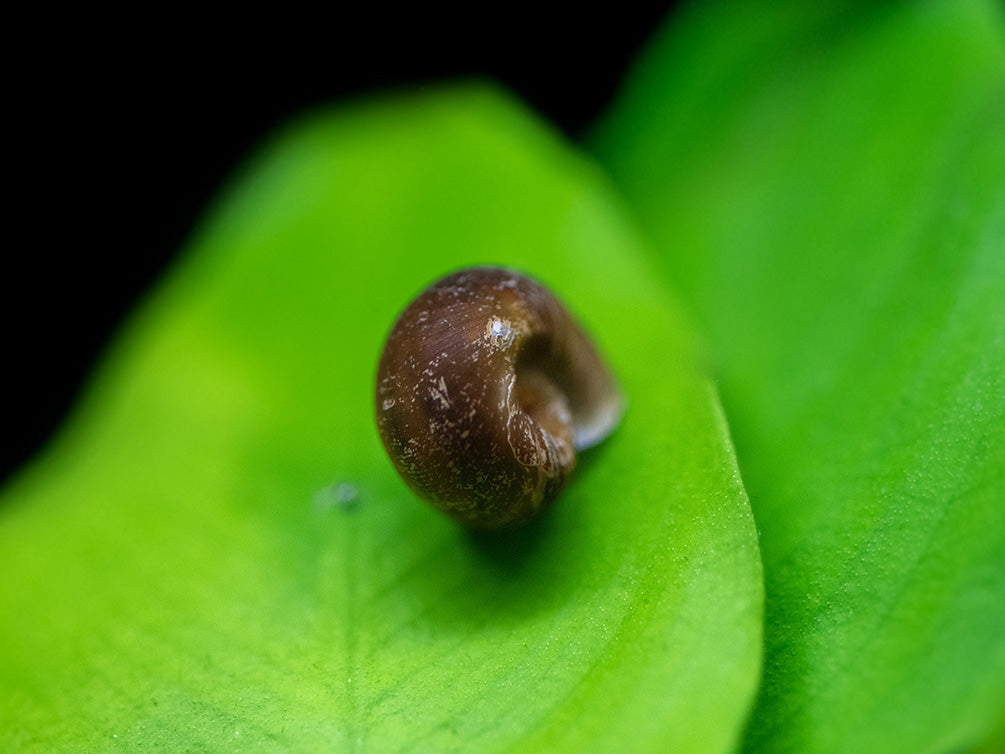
[0,86,762,753]
[593,1,1005,751]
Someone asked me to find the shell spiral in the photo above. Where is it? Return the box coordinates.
[375,267,623,529]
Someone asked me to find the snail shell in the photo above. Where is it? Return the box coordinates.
[375,267,623,529]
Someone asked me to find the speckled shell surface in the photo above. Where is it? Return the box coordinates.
[375,267,622,529]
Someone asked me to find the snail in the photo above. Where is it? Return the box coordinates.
[375,267,623,529]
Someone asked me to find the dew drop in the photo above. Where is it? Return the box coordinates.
[314,481,360,512]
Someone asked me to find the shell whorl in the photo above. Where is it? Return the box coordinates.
[375,267,623,529]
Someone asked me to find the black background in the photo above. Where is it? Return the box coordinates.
[4,5,679,483]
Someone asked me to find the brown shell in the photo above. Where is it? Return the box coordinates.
[375,267,623,529]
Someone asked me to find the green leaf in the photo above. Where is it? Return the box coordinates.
[593,0,1005,752]
[0,85,762,752]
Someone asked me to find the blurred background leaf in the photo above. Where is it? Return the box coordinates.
[0,86,762,752]
[593,0,1005,751]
